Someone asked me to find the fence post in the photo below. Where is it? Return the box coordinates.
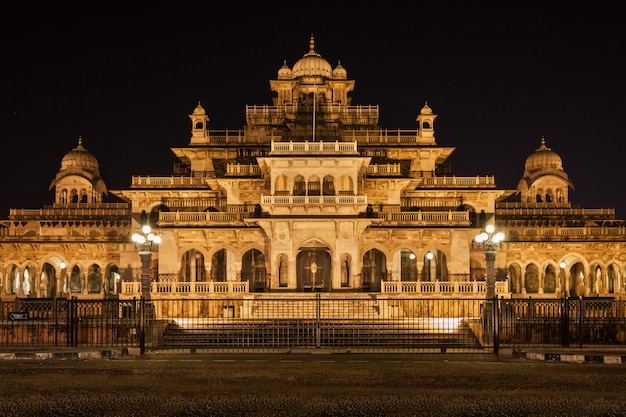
[493,296,499,354]
[68,297,77,347]
[140,297,146,355]
[561,296,570,347]
[316,294,321,348]
[578,298,584,348]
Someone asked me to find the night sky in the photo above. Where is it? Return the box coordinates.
[3,4,625,218]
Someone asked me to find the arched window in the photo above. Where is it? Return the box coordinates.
[88,264,102,294]
[322,175,335,195]
[274,174,289,195]
[182,249,206,282]
[307,175,321,196]
[545,190,552,203]
[70,265,82,294]
[293,175,306,196]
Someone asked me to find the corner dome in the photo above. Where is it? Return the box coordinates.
[524,137,563,171]
[278,60,293,79]
[420,102,433,115]
[292,35,332,78]
[517,136,574,193]
[50,136,108,196]
[192,102,207,116]
[332,61,347,79]
[60,137,99,172]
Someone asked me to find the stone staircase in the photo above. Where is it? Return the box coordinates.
[247,298,381,319]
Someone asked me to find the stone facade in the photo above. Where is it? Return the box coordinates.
[1,36,624,300]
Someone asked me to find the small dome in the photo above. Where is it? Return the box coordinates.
[60,137,99,172]
[278,60,292,79]
[332,61,347,79]
[420,102,433,115]
[192,101,207,115]
[292,35,332,78]
[524,137,563,171]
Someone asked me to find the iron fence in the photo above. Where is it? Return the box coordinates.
[0,298,141,349]
[1,296,624,353]
[498,297,626,348]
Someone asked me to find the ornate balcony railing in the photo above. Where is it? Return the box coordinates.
[420,175,496,187]
[121,281,249,294]
[9,203,131,220]
[503,226,626,240]
[376,210,470,226]
[261,195,367,205]
[270,140,358,154]
[382,280,509,294]
[366,163,402,176]
[131,176,208,188]
[119,279,508,296]
[226,163,262,176]
[159,211,246,226]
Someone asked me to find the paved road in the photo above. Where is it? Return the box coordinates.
[1,351,626,416]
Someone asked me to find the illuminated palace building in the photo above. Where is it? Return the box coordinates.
[1,37,625,301]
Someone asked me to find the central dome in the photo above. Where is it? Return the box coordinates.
[524,137,563,171]
[61,137,99,172]
[291,35,332,78]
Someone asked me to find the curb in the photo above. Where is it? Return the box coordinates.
[501,348,626,365]
[0,347,139,360]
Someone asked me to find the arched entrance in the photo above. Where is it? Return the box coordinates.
[362,249,386,292]
[297,247,331,292]
[242,249,267,292]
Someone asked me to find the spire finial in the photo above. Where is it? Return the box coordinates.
[537,136,551,151]
[78,136,83,146]
[309,33,315,52]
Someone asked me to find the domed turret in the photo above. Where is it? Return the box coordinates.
[419,102,433,115]
[517,137,573,206]
[292,35,332,78]
[332,61,347,79]
[278,60,293,79]
[59,137,100,172]
[192,101,208,117]
[189,101,210,145]
[524,136,563,172]
[415,101,437,144]
[49,137,107,203]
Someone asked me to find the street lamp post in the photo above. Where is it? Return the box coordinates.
[132,224,161,300]
[474,224,505,346]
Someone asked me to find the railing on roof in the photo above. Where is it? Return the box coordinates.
[226,163,262,176]
[497,204,615,216]
[159,211,246,225]
[261,195,367,205]
[366,163,402,176]
[421,176,495,187]
[131,176,209,187]
[343,129,431,145]
[9,203,131,220]
[503,226,626,239]
[378,210,471,225]
[270,140,358,154]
